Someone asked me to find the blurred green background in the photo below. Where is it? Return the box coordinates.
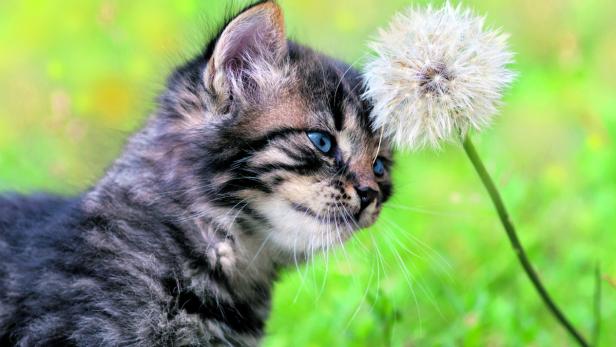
[1,0,615,345]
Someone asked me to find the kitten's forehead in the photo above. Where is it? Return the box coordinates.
[229,41,389,158]
[288,43,385,154]
[291,45,368,125]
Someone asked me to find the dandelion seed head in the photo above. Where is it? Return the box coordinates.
[363,3,516,150]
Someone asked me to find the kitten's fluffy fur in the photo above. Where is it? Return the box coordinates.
[0,2,392,346]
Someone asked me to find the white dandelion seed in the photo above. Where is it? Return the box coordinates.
[363,2,515,150]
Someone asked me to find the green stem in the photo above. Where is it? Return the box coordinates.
[462,135,589,347]
[592,263,602,347]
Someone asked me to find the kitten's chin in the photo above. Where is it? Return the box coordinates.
[251,197,370,255]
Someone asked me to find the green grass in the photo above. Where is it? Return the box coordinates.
[1,0,615,345]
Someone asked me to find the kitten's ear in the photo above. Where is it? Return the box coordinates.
[205,1,287,103]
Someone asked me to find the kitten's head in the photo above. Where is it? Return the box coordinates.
[155,1,392,257]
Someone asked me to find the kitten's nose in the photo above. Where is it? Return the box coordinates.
[355,186,378,212]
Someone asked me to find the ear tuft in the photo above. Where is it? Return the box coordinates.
[206,1,287,101]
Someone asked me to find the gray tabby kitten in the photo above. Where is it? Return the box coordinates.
[0,1,393,346]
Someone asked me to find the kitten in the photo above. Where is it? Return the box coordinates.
[0,1,392,346]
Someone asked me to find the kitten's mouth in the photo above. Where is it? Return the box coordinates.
[290,203,356,226]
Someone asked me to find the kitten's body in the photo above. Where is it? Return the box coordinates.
[0,2,392,346]
[0,192,274,346]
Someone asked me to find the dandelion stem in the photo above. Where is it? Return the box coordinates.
[461,135,589,347]
[592,263,602,347]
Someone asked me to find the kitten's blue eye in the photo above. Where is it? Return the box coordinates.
[307,131,333,154]
[373,158,385,177]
